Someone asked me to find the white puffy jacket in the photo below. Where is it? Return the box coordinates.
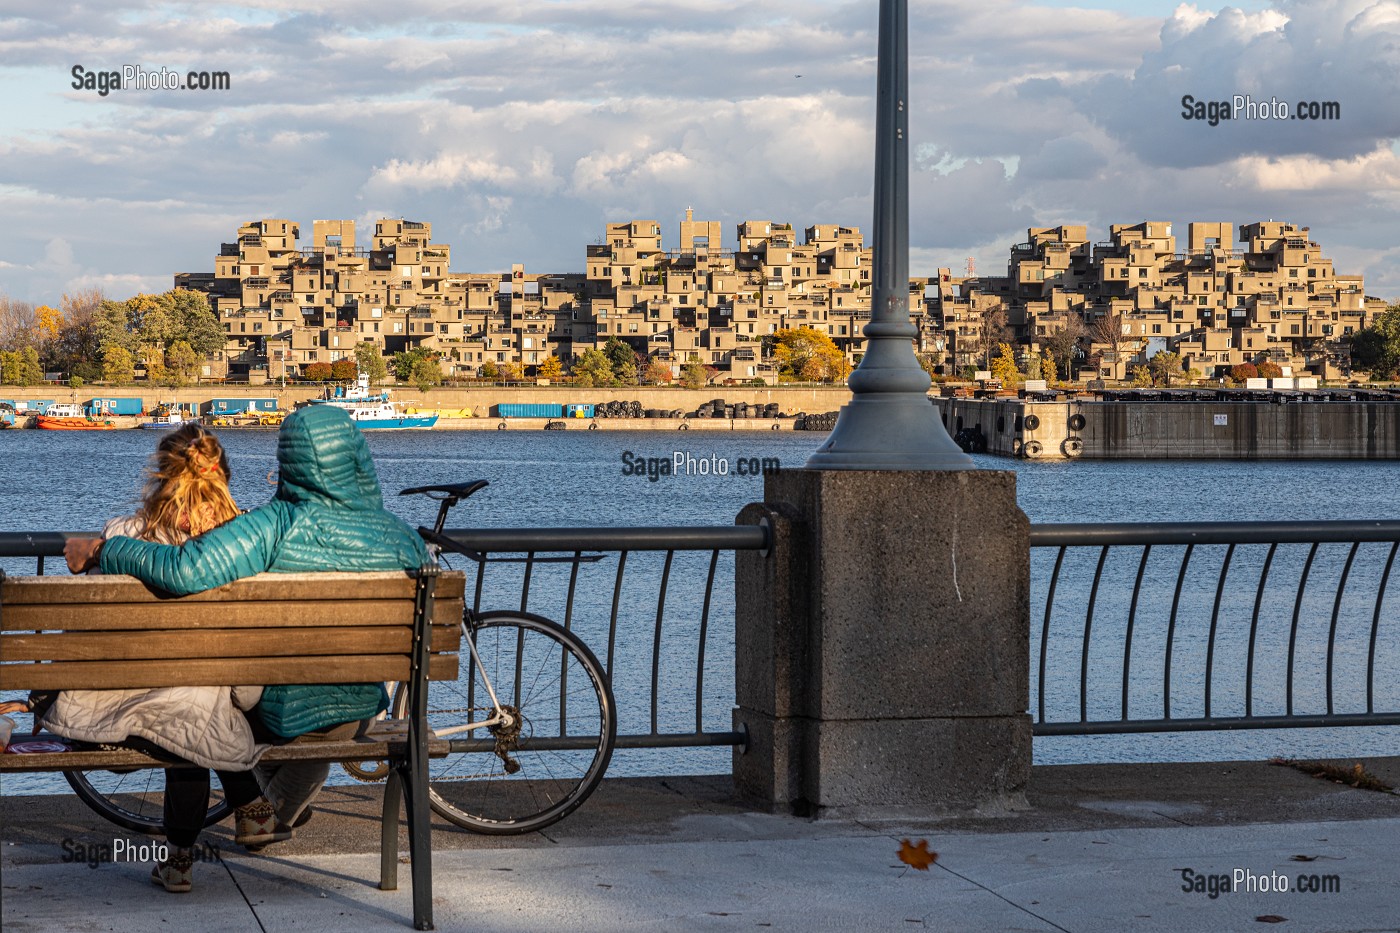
[40,515,270,772]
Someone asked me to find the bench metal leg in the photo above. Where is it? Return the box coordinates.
[401,762,435,931]
[379,769,402,892]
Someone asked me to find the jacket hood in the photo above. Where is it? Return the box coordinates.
[276,405,382,510]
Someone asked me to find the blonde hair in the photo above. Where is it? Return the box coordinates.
[135,424,240,539]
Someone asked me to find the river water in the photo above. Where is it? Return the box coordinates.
[2,427,1397,793]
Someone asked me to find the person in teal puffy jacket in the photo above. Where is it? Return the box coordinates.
[65,404,430,840]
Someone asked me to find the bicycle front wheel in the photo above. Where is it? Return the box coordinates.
[65,769,231,836]
[392,611,615,835]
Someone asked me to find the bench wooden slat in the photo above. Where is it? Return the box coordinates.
[0,571,466,605]
[0,726,454,772]
[3,653,459,691]
[0,624,458,661]
[3,600,410,632]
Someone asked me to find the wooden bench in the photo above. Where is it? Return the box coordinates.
[0,567,465,932]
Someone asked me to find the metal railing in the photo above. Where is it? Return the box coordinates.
[1029,521,1400,736]
[440,526,765,753]
[1,525,768,756]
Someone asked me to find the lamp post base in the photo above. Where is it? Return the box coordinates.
[806,394,974,470]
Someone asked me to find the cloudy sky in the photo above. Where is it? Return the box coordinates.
[1,0,1398,305]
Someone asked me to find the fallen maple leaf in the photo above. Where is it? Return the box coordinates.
[898,838,937,871]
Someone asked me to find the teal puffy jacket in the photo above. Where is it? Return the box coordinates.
[100,404,431,736]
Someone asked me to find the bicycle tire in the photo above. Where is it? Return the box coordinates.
[66,769,231,835]
[392,611,615,835]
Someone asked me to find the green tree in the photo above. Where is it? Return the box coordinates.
[68,375,84,391]
[770,327,849,383]
[1024,350,1043,382]
[680,356,708,389]
[1148,350,1182,387]
[410,356,442,393]
[1129,364,1153,387]
[478,360,500,380]
[391,346,434,382]
[1349,304,1400,378]
[603,337,636,373]
[572,348,614,388]
[165,340,199,387]
[102,345,136,385]
[355,342,388,385]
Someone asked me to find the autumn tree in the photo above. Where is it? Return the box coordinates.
[0,295,36,350]
[1256,360,1284,379]
[1041,348,1057,384]
[330,358,358,382]
[102,345,136,385]
[0,346,43,385]
[643,359,672,385]
[497,361,523,382]
[303,362,332,381]
[1024,349,1043,382]
[770,327,850,383]
[1231,362,1259,382]
[164,340,200,387]
[537,356,564,380]
[477,360,500,380]
[990,343,1022,388]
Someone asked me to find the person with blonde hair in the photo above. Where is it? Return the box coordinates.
[1,424,285,893]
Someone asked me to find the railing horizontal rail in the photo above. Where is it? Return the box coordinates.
[441,525,768,553]
[1030,521,1400,739]
[1031,521,1400,548]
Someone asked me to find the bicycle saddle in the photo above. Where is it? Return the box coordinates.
[398,480,490,499]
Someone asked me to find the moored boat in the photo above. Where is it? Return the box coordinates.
[309,375,437,430]
[35,403,120,431]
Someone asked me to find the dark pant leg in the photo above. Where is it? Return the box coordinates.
[215,769,262,810]
[163,768,210,848]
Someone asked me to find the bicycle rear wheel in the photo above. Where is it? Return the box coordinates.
[65,770,231,836]
[392,611,615,835]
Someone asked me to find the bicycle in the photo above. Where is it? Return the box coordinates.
[66,480,618,836]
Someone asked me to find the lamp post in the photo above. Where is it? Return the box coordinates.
[806,0,972,470]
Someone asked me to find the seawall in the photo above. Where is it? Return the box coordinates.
[932,398,1400,460]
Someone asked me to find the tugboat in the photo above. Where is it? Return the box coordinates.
[36,403,119,431]
[141,403,193,430]
[308,375,437,430]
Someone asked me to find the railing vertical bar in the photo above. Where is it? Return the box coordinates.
[559,550,584,736]
[1367,541,1398,714]
[37,556,44,576]
[1325,542,1359,716]
[1204,544,1235,718]
[1246,543,1277,718]
[472,554,486,616]
[607,551,628,681]
[1163,544,1194,720]
[519,551,536,614]
[563,551,581,632]
[513,616,525,711]
[1080,546,1109,723]
[1038,546,1066,724]
[1122,545,1151,721]
[695,549,720,735]
[1286,542,1319,716]
[650,551,675,737]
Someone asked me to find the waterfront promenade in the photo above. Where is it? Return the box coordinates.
[4,759,1398,932]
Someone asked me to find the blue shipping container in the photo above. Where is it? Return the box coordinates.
[497,403,563,418]
[565,404,594,418]
[86,397,144,416]
[204,398,278,414]
[18,400,55,414]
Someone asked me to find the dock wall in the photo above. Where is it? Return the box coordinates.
[932,398,1400,460]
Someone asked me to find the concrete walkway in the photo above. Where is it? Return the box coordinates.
[4,759,1399,933]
